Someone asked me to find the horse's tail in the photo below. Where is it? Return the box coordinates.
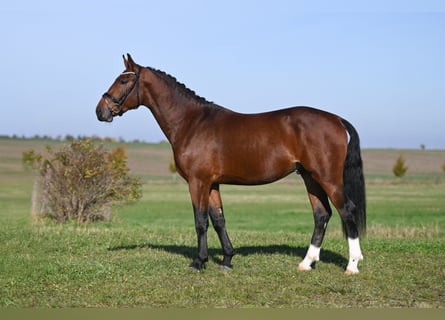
[341,118,366,237]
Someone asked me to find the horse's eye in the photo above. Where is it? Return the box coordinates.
[120,79,129,85]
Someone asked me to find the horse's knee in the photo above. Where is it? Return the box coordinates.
[209,207,226,231]
[195,220,208,234]
[194,209,209,234]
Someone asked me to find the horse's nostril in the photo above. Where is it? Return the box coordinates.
[96,104,113,122]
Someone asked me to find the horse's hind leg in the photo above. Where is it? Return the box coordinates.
[209,185,234,269]
[298,170,332,271]
[333,197,364,274]
[320,182,364,274]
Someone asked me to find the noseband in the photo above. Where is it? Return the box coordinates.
[102,68,141,116]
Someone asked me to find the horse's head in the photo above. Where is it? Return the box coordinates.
[96,54,141,122]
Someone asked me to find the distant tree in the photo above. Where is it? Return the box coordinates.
[169,155,178,181]
[169,156,176,174]
[442,163,445,172]
[23,139,142,223]
[393,155,408,178]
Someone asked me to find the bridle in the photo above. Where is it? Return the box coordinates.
[102,67,141,116]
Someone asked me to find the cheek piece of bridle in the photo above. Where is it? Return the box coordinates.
[102,67,141,116]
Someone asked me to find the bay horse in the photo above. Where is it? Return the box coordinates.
[96,54,366,274]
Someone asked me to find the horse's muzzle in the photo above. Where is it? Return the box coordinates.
[96,101,113,122]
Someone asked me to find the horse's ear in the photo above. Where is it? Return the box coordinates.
[125,53,136,71]
[123,54,129,69]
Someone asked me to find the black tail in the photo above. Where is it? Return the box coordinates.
[341,119,366,237]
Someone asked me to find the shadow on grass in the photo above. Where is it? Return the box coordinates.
[108,243,347,270]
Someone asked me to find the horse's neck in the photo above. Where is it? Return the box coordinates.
[141,72,202,147]
[150,102,202,147]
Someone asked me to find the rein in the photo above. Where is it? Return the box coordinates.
[102,68,141,115]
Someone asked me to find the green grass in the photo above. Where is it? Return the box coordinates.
[0,138,444,308]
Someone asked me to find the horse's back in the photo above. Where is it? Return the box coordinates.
[212,106,348,152]
[215,106,345,129]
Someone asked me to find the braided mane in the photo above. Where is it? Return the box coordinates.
[147,67,212,105]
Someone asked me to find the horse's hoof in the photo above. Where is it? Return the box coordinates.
[189,260,205,272]
[220,265,233,272]
[297,264,312,272]
[345,268,359,275]
[189,266,201,273]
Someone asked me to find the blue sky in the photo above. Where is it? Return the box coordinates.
[1,0,444,148]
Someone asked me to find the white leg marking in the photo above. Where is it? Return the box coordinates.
[298,244,320,271]
[346,237,364,274]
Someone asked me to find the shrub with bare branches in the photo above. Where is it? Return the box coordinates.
[23,140,142,223]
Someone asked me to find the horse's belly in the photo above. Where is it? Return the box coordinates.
[218,155,296,185]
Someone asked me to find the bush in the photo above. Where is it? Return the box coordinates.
[168,155,176,174]
[23,140,142,223]
[168,155,179,182]
[392,155,408,178]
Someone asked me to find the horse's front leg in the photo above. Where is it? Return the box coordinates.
[209,185,234,269]
[188,179,211,271]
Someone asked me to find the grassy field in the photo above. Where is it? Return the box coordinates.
[0,138,444,308]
